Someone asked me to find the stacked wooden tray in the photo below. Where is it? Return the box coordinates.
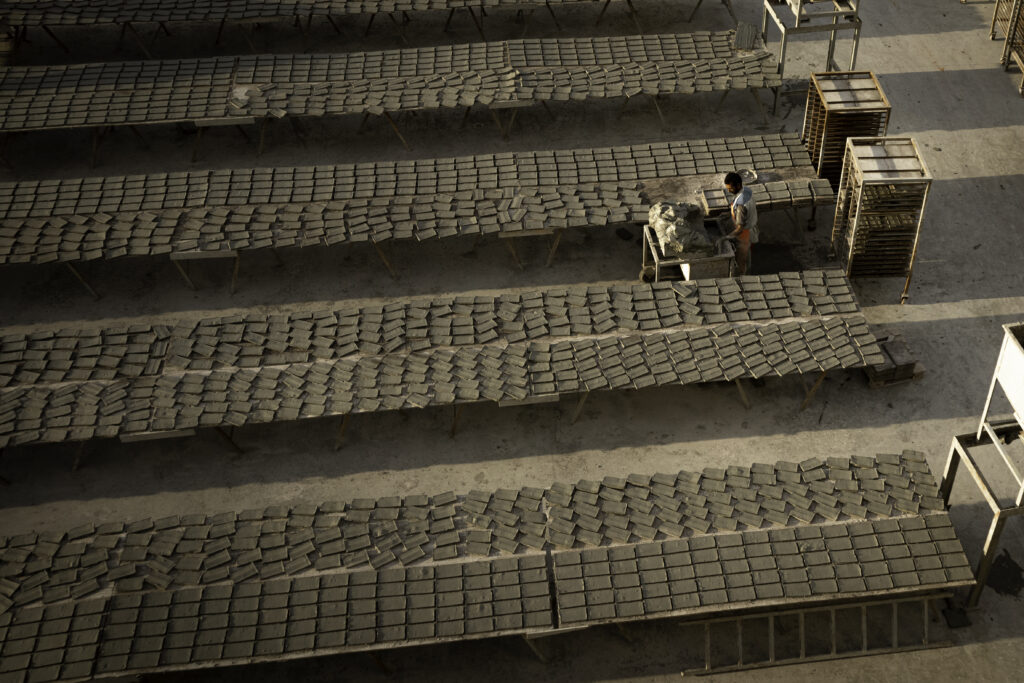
[802,71,890,188]
[831,137,931,300]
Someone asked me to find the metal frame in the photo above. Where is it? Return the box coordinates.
[761,0,862,111]
[940,322,1024,607]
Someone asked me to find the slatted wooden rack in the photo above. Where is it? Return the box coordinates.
[831,137,931,303]
[991,0,1024,95]
[802,71,890,188]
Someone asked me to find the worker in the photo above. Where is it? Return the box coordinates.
[719,171,758,275]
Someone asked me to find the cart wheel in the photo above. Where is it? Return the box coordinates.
[639,266,655,283]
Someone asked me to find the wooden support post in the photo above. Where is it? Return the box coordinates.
[158,21,172,36]
[939,440,961,507]
[371,239,398,279]
[540,100,555,120]
[192,126,204,163]
[127,125,150,149]
[65,263,100,300]
[364,13,377,35]
[271,248,285,268]
[90,127,104,168]
[503,239,524,270]
[687,0,705,22]
[504,108,519,138]
[714,88,731,112]
[723,0,738,23]
[737,617,744,666]
[522,636,548,662]
[123,22,153,59]
[489,107,506,138]
[230,253,241,293]
[443,8,456,31]
[450,405,464,438]
[172,259,198,290]
[596,0,612,25]
[369,652,391,675]
[41,25,70,53]
[625,0,643,32]
[381,112,410,150]
[650,94,667,128]
[799,371,827,411]
[459,105,474,129]
[545,230,563,267]
[466,7,486,41]
[215,18,227,44]
[71,442,86,472]
[544,1,562,31]
[325,15,341,33]
[288,116,307,147]
[704,621,712,672]
[734,379,751,409]
[334,414,351,450]
[968,513,1007,608]
[570,392,589,424]
[214,426,245,455]
[240,23,257,52]
[385,12,409,44]
[257,117,269,157]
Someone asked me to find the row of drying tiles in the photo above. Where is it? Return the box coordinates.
[2,32,741,90]
[0,54,779,132]
[0,270,856,387]
[0,133,808,218]
[6,0,686,25]
[0,451,948,617]
[0,313,882,448]
[0,176,834,265]
[0,455,972,681]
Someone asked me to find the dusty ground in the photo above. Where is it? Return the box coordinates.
[3,0,1024,680]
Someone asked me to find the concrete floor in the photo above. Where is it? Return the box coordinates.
[3,0,1024,680]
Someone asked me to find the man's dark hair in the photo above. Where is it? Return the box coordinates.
[724,172,743,188]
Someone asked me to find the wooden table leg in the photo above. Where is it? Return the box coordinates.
[466,7,486,40]
[504,239,524,270]
[334,414,351,450]
[371,239,398,279]
[41,25,70,52]
[215,426,245,455]
[65,263,100,300]
[544,1,562,31]
[230,253,241,293]
[71,442,86,472]
[450,405,464,438]
[545,230,563,267]
[570,392,589,423]
[172,259,197,290]
[734,379,751,409]
[799,371,827,411]
[381,112,410,150]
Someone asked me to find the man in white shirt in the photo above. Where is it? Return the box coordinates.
[720,171,758,275]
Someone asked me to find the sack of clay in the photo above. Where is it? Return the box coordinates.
[648,202,713,257]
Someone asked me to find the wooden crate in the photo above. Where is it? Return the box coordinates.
[830,137,931,302]
[801,71,890,188]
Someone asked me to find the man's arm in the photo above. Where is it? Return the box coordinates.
[722,203,747,240]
